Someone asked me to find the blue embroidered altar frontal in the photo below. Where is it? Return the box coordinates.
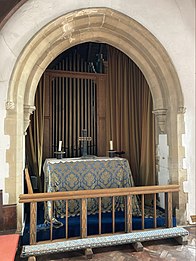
[43,157,140,218]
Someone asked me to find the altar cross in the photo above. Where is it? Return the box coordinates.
[78,129,92,157]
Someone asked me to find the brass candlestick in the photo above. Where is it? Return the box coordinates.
[54,151,65,159]
[108,150,116,158]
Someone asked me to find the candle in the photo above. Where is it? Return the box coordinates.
[58,141,62,151]
[109,140,113,150]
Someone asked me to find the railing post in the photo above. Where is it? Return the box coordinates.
[165,192,173,228]
[141,194,145,230]
[30,202,37,245]
[153,193,157,228]
[112,196,115,233]
[81,198,87,238]
[65,199,69,239]
[126,195,132,233]
[98,197,102,234]
[18,184,180,244]
[49,201,54,241]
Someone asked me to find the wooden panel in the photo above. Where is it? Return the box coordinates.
[43,118,50,161]
[0,190,3,231]
[49,76,53,158]
[44,74,50,117]
[97,75,107,156]
[43,74,53,160]
[44,69,107,159]
[0,190,17,231]
[46,70,100,80]
[2,204,17,231]
[97,116,106,156]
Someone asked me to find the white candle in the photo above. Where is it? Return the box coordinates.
[109,140,113,150]
[58,141,62,151]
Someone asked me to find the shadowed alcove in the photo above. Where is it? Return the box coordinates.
[25,42,155,193]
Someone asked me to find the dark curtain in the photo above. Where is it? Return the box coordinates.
[25,45,156,192]
[106,46,155,187]
[25,74,45,191]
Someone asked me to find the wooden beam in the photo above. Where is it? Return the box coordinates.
[25,168,33,194]
[46,69,106,80]
[19,185,180,203]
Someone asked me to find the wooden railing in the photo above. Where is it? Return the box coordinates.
[19,173,179,245]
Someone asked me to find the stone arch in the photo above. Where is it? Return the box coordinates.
[5,8,186,229]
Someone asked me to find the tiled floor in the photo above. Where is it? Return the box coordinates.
[16,225,196,261]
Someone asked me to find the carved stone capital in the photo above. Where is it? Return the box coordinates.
[178,106,186,114]
[24,105,36,134]
[152,109,167,134]
[5,100,15,110]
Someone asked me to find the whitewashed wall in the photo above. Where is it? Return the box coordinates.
[0,0,195,222]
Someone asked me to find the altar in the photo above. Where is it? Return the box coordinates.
[43,157,140,219]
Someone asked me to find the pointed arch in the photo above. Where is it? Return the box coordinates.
[5,8,186,229]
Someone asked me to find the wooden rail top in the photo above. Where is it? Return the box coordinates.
[24,168,33,194]
[19,185,179,203]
